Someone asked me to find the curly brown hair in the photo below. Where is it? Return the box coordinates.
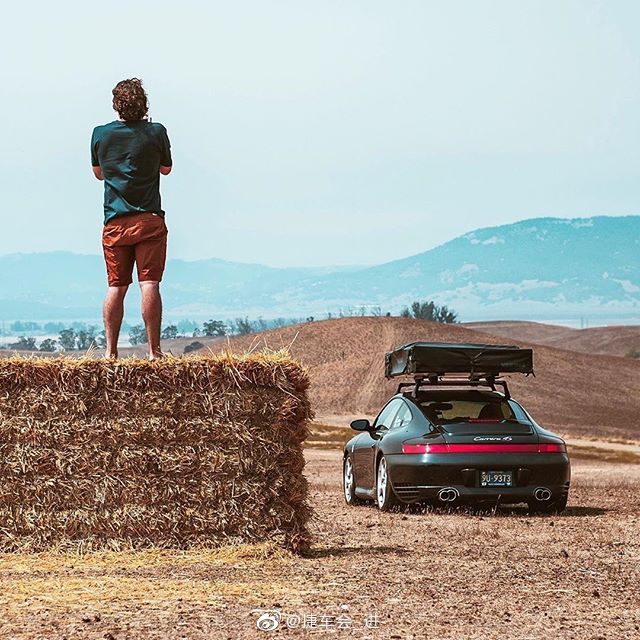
[112,78,149,121]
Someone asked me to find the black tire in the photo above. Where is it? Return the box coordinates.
[528,493,568,515]
[376,455,399,511]
[343,454,363,505]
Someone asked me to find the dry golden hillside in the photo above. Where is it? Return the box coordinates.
[224,317,640,441]
[466,320,640,357]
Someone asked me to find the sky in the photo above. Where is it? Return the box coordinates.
[1,0,639,267]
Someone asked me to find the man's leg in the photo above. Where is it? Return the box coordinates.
[103,285,129,358]
[103,219,136,359]
[135,215,168,360]
[140,281,163,359]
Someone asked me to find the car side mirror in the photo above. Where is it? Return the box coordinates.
[350,418,371,431]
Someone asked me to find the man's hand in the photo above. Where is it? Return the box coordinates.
[92,166,103,181]
[160,165,172,175]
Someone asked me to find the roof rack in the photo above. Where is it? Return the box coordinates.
[396,374,512,399]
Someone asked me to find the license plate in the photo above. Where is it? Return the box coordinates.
[480,470,513,487]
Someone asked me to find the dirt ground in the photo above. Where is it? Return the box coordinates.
[1,446,638,640]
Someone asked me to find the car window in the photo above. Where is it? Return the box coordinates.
[419,398,518,423]
[507,400,532,423]
[389,402,412,430]
[374,399,402,429]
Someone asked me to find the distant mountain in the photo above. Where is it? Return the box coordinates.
[0,216,638,323]
[288,215,640,320]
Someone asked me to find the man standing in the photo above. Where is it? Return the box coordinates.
[91,78,172,359]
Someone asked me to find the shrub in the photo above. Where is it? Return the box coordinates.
[39,339,57,352]
[129,324,148,345]
[184,341,205,354]
[161,325,179,340]
[202,320,227,337]
[400,300,458,323]
[9,336,37,350]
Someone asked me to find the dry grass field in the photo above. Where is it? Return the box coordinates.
[2,318,638,639]
[466,320,640,358]
[225,317,640,442]
[0,446,638,639]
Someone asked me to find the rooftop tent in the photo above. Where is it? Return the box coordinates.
[385,342,534,378]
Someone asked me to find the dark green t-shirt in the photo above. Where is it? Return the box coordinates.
[91,120,172,224]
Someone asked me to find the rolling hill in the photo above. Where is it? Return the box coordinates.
[465,321,640,357]
[221,317,640,441]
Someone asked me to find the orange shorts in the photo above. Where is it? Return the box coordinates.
[102,212,168,287]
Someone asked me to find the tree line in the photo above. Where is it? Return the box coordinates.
[1,299,459,352]
[6,327,107,352]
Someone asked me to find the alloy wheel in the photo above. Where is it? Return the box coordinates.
[377,457,388,507]
[343,456,355,502]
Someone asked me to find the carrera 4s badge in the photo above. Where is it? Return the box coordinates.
[473,436,513,442]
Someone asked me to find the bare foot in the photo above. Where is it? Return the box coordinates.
[104,352,118,360]
[148,350,164,361]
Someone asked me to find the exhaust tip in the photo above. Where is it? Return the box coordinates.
[438,487,460,503]
[534,487,552,501]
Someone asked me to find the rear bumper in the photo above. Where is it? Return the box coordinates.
[387,452,571,504]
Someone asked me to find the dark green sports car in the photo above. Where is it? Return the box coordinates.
[343,342,571,514]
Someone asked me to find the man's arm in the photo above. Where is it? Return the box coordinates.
[158,124,172,175]
[90,127,102,179]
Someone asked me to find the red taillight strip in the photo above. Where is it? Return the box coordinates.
[437,444,539,453]
[401,443,567,454]
[537,443,567,453]
[402,444,433,454]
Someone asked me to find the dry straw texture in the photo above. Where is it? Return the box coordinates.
[0,351,313,552]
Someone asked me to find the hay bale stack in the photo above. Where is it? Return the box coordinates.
[0,352,313,552]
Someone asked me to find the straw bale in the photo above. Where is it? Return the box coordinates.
[0,352,312,552]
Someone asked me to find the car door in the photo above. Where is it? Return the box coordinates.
[356,399,403,491]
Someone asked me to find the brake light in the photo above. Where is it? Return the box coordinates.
[424,444,450,453]
[401,443,449,454]
[402,444,430,454]
[401,442,567,454]
[537,443,567,453]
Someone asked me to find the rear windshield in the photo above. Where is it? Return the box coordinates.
[418,395,531,426]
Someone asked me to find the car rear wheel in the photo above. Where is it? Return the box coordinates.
[376,456,398,511]
[343,455,363,505]
[528,493,568,515]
